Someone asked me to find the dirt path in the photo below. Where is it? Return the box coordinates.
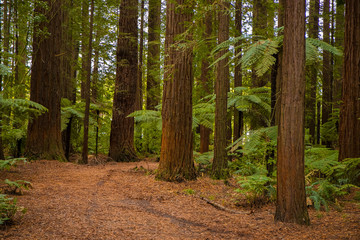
[1,160,359,239]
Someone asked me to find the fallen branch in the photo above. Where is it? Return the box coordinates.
[195,194,248,215]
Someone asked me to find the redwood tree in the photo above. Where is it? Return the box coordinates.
[338,0,360,162]
[157,0,196,181]
[211,0,230,179]
[275,0,310,225]
[109,0,138,162]
[26,0,65,161]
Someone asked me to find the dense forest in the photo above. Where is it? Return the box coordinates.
[0,0,359,232]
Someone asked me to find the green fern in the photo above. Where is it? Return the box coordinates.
[305,147,339,181]
[0,94,48,117]
[0,158,27,171]
[3,179,33,195]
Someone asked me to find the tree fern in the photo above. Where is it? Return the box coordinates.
[0,94,47,117]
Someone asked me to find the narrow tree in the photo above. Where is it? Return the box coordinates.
[338,0,360,162]
[322,0,332,147]
[146,0,161,110]
[136,0,145,111]
[306,0,319,144]
[81,0,95,164]
[109,0,138,162]
[275,0,310,225]
[157,0,196,181]
[233,0,243,141]
[211,0,230,179]
[199,0,213,153]
[26,0,65,161]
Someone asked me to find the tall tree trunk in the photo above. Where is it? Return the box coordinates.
[306,0,319,144]
[233,0,243,142]
[0,11,3,159]
[136,0,145,111]
[157,0,196,181]
[26,0,65,161]
[274,0,310,225]
[212,0,230,179]
[81,0,94,164]
[333,2,344,108]
[146,0,161,110]
[322,0,332,147]
[109,0,138,162]
[338,0,360,162]
[80,0,89,100]
[199,0,213,153]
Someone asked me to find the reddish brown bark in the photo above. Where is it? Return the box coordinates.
[212,0,230,179]
[26,0,65,161]
[157,0,196,181]
[109,0,139,162]
[338,0,360,161]
[274,0,310,225]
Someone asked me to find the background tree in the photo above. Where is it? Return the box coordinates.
[109,0,139,162]
[81,0,95,164]
[146,0,161,110]
[157,0,196,181]
[212,0,230,179]
[338,0,360,162]
[275,0,310,225]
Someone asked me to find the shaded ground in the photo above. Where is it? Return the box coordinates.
[0,159,359,239]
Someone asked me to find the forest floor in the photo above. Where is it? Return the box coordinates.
[0,158,359,240]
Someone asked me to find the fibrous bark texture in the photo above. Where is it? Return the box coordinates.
[157,0,196,181]
[109,0,138,162]
[26,0,65,161]
[338,0,360,161]
[212,0,230,179]
[275,0,310,225]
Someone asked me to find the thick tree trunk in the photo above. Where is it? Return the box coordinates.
[212,0,230,179]
[338,0,360,162]
[81,0,94,164]
[109,0,138,162]
[26,0,65,161]
[146,0,161,110]
[157,0,196,181]
[322,0,332,147]
[274,0,310,225]
[199,0,213,154]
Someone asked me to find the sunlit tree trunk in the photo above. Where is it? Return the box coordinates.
[136,0,145,111]
[26,0,65,161]
[338,0,360,163]
[157,0,196,181]
[109,0,138,162]
[212,0,230,179]
[275,0,310,225]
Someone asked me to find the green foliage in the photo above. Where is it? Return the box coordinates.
[0,194,26,225]
[306,38,342,65]
[194,151,213,173]
[0,94,48,118]
[320,109,339,144]
[3,179,33,195]
[0,158,27,171]
[305,147,339,181]
[183,188,196,195]
[306,180,355,211]
[334,158,360,186]
[236,174,276,205]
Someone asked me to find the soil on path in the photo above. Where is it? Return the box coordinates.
[0,160,359,240]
